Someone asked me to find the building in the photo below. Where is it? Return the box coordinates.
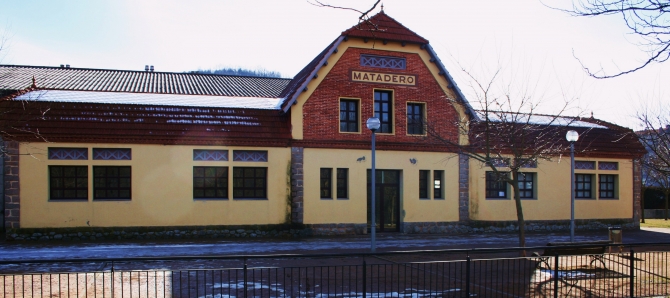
[0,12,645,241]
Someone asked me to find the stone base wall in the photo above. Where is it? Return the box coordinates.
[7,219,638,241]
[403,218,638,234]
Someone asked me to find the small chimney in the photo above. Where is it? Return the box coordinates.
[66,64,70,68]
[145,65,149,72]
[150,65,154,72]
[60,64,64,68]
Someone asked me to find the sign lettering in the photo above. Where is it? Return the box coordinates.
[351,71,416,86]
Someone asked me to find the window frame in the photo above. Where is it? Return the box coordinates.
[575,174,594,199]
[320,168,333,199]
[336,168,348,199]
[407,102,426,136]
[518,172,536,199]
[433,170,444,199]
[232,167,268,200]
[599,174,618,199]
[373,89,394,134]
[49,165,89,201]
[486,171,509,199]
[339,98,360,133]
[93,166,132,201]
[419,170,430,199]
[193,166,229,200]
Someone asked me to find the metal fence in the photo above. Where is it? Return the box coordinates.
[1,242,669,297]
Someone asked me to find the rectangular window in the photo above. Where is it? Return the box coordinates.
[575,174,593,199]
[233,167,267,199]
[320,168,332,199]
[407,103,425,135]
[93,166,131,200]
[374,90,393,133]
[93,148,131,160]
[433,170,443,199]
[193,150,228,161]
[49,166,88,200]
[233,150,268,162]
[193,166,228,199]
[486,171,508,199]
[575,161,595,170]
[598,162,618,170]
[48,148,88,160]
[339,99,359,132]
[336,168,348,199]
[419,170,429,199]
[518,172,534,199]
[599,174,617,199]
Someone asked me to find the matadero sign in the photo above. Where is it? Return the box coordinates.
[351,71,416,86]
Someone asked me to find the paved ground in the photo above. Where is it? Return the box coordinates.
[1,228,670,262]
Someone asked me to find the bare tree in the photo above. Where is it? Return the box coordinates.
[636,101,670,220]
[427,65,585,250]
[554,0,670,78]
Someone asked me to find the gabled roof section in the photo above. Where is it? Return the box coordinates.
[341,11,429,44]
[0,65,291,98]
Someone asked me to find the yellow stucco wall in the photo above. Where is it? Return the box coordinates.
[302,148,460,224]
[290,38,469,145]
[469,157,634,221]
[19,142,291,228]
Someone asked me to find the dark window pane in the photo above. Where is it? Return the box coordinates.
[93,166,131,200]
[232,167,267,199]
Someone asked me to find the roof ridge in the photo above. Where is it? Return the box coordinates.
[340,11,429,44]
[0,64,291,81]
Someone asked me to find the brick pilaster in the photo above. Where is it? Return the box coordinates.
[291,147,304,224]
[458,153,470,221]
[4,141,20,230]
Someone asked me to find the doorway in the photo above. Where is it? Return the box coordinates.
[367,170,401,232]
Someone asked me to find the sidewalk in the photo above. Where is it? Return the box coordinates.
[2,228,670,262]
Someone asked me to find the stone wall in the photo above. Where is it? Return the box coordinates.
[403,219,638,234]
[290,147,304,224]
[4,141,20,230]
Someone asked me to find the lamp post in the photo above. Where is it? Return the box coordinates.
[366,117,380,252]
[566,130,579,242]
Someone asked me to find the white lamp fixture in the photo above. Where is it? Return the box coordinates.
[367,117,381,131]
[566,130,579,142]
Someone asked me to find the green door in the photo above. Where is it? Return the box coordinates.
[367,170,401,232]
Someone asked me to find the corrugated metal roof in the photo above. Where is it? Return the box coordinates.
[0,65,291,97]
[17,90,283,110]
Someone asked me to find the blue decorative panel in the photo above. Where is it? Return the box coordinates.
[93,148,131,160]
[233,150,268,162]
[575,161,595,170]
[48,148,88,160]
[599,162,618,170]
[360,55,406,70]
[193,150,228,161]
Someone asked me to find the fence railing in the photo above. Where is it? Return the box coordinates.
[1,242,669,297]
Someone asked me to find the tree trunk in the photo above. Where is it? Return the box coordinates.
[510,171,526,256]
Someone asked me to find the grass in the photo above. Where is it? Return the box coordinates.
[641,218,670,228]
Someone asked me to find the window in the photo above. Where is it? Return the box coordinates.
[374,90,393,133]
[433,170,443,199]
[193,167,228,199]
[486,171,508,199]
[599,162,618,170]
[575,161,595,170]
[49,166,88,200]
[599,174,617,199]
[339,99,359,132]
[93,166,131,200]
[407,103,425,135]
[518,172,534,199]
[233,167,267,199]
[48,148,88,160]
[575,174,593,199]
[320,168,332,199]
[419,170,429,199]
[336,168,348,199]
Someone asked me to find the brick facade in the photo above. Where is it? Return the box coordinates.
[4,141,20,230]
[302,47,460,147]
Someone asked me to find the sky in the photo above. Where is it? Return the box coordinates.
[0,0,667,129]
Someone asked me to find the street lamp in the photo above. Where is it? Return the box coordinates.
[366,117,380,252]
[566,130,579,242]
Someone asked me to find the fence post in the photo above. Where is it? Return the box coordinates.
[465,256,471,298]
[363,260,367,298]
[554,254,559,298]
[244,257,248,298]
[630,249,635,298]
